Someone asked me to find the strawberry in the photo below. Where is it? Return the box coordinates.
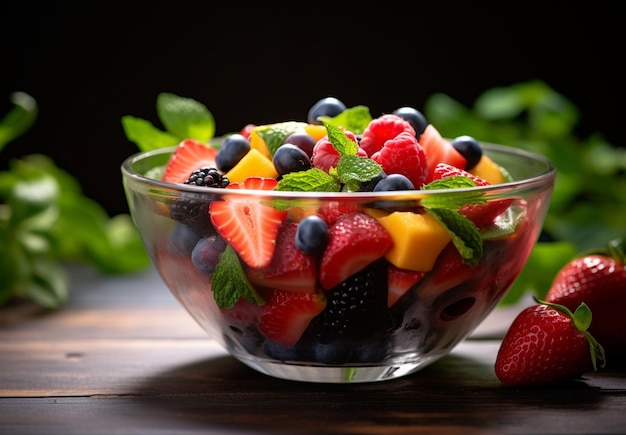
[310,131,367,172]
[419,124,467,182]
[417,242,481,300]
[544,238,626,357]
[387,264,425,307]
[315,201,360,226]
[161,138,219,184]
[209,177,288,268]
[239,123,255,139]
[431,163,514,228]
[495,299,605,387]
[247,221,318,293]
[370,131,429,188]
[319,212,393,290]
[259,288,327,348]
[359,113,416,156]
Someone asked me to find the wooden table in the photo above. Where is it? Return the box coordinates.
[1,265,625,434]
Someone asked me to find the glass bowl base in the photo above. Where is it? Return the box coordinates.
[231,350,447,383]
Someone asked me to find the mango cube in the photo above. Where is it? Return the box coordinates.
[470,155,506,185]
[225,148,279,183]
[366,208,451,272]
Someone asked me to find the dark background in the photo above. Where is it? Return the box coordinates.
[1,2,622,216]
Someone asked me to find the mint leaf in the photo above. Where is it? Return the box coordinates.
[121,116,179,152]
[337,155,384,192]
[156,92,215,142]
[427,207,483,267]
[212,245,265,309]
[325,122,358,156]
[275,167,340,192]
[319,105,372,135]
[256,122,306,157]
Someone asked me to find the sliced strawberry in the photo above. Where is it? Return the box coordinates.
[247,221,318,293]
[161,139,219,184]
[419,124,467,182]
[209,177,288,268]
[431,163,514,228]
[319,212,393,290]
[387,265,425,307]
[259,288,327,348]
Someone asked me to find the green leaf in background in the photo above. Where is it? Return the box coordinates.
[120,116,179,152]
[424,80,626,303]
[156,92,215,142]
[1,93,151,309]
[500,241,578,305]
[0,92,37,151]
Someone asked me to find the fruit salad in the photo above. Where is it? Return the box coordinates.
[127,97,554,375]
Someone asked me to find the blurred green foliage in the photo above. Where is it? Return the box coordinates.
[424,80,626,303]
[0,92,150,309]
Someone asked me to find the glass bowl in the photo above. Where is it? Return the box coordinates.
[121,143,556,383]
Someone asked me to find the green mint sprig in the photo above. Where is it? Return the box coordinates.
[275,122,384,192]
[211,245,265,309]
[318,105,372,135]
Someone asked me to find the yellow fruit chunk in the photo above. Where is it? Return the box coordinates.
[366,208,451,272]
[249,128,272,160]
[304,124,328,142]
[470,154,506,185]
[225,148,279,183]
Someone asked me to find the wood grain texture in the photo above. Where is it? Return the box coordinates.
[1,267,625,434]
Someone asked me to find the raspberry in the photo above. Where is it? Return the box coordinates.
[371,131,428,188]
[310,131,367,173]
[359,114,416,156]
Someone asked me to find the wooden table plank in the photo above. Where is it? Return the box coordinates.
[1,266,625,434]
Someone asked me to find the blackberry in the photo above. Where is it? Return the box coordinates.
[309,259,390,343]
[169,167,229,236]
[184,166,230,188]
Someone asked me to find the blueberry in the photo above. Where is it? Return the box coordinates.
[393,106,428,136]
[191,235,227,275]
[312,340,353,364]
[272,144,311,176]
[283,132,317,158]
[307,97,346,125]
[168,223,202,255]
[216,134,250,172]
[451,135,483,170]
[295,215,328,256]
[373,173,415,191]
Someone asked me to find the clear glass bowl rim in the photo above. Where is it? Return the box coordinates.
[121,142,556,199]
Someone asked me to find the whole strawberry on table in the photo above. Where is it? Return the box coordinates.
[495,237,626,387]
